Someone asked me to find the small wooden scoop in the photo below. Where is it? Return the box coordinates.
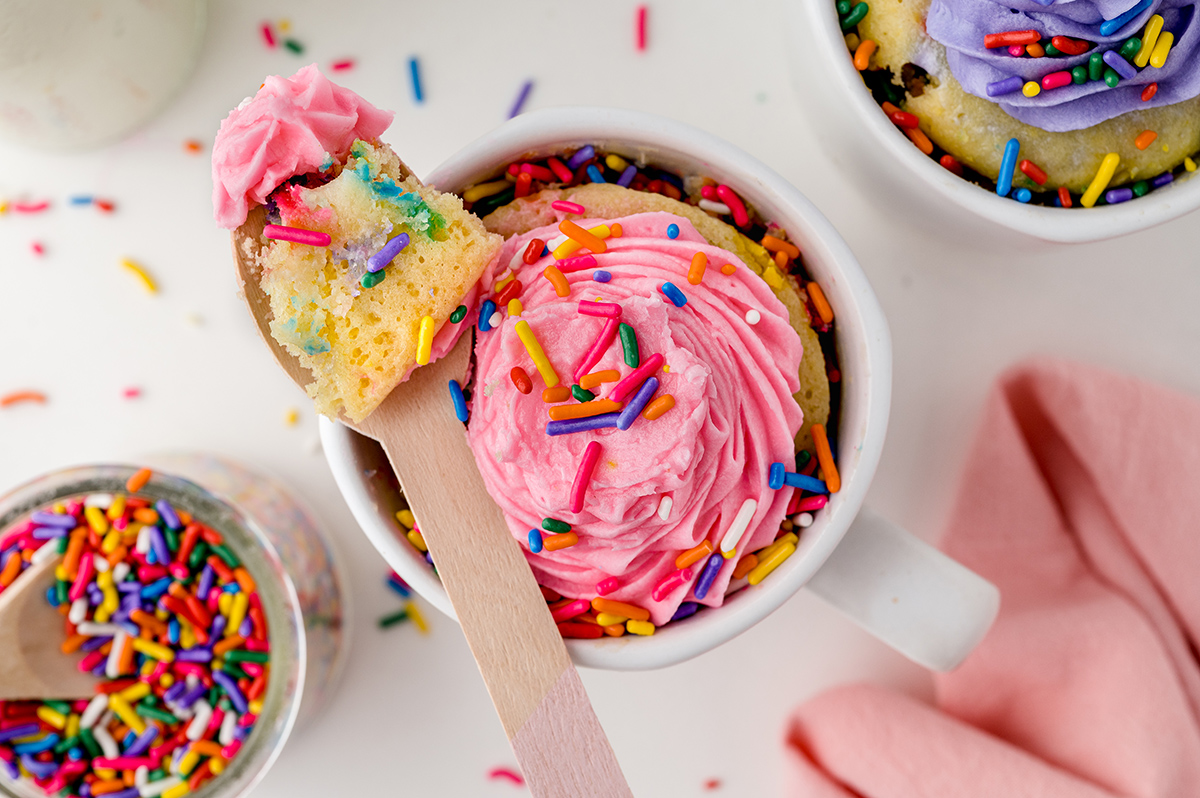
[0,557,97,699]
[234,206,632,797]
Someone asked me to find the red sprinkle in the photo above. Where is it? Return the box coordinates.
[523,239,545,265]
[1057,186,1072,208]
[700,184,720,201]
[939,154,963,176]
[1018,159,1048,185]
[557,621,603,639]
[488,767,525,786]
[95,199,116,213]
[1142,82,1158,102]
[887,109,920,129]
[547,157,574,182]
[520,163,555,182]
[514,171,532,198]
[330,59,355,71]
[984,30,1041,49]
[510,367,533,395]
[494,279,522,306]
[1050,36,1090,55]
[261,23,276,48]
[636,5,648,51]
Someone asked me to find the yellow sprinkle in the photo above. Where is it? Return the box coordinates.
[284,407,299,426]
[130,638,175,663]
[755,532,799,565]
[209,757,226,776]
[762,266,784,289]
[1081,153,1120,208]
[1135,14,1164,68]
[161,782,190,798]
[415,315,435,365]
[463,180,511,203]
[121,258,157,294]
[1186,157,1197,172]
[405,600,429,634]
[179,623,196,649]
[662,364,670,373]
[1149,31,1173,68]
[626,620,656,636]
[595,612,629,626]
[226,592,249,637]
[747,541,797,585]
[100,530,121,554]
[248,699,264,715]
[217,591,233,617]
[552,224,611,260]
[1022,81,1040,98]
[106,494,126,521]
[395,509,415,529]
[178,749,201,776]
[85,505,109,534]
[507,298,523,317]
[159,673,174,688]
[120,682,153,704]
[36,706,66,730]
[0,202,7,215]
[605,154,628,171]
[494,273,515,291]
[65,714,79,739]
[406,527,428,552]
[108,694,146,735]
[514,319,559,387]
[55,564,69,581]
[277,18,291,32]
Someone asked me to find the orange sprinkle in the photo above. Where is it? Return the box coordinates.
[761,235,800,259]
[60,633,88,655]
[212,636,245,657]
[773,250,789,270]
[806,281,835,324]
[105,546,128,567]
[0,552,21,587]
[675,540,714,570]
[91,780,127,795]
[543,264,570,297]
[0,390,47,408]
[811,423,841,493]
[63,528,87,579]
[548,399,622,421]
[117,634,135,675]
[130,610,168,636]
[603,623,626,637]
[903,126,934,155]
[558,219,607,254]
[183,139,203,155]
[233,567,256,593]
[190,741,223,758]
[579,369,620,390]
[853,39,878,71]
[732,553,759,580]
[720,263,736,276]
[590,597,650,622]
[687,252,707,285]
[132,508,159,525]
[610,222,623,237]
[542,385,572,403]
[1135,130,1158,150]
[641,394,675,420]
[543,532,579,551]
[1025,42,1045,57]
[125,468,153,493]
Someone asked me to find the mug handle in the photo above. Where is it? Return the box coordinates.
[803,506,1000,671]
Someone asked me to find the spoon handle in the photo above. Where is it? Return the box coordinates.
[360,340,632,798]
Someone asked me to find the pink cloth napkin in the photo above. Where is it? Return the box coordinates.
[786,359,1200,798]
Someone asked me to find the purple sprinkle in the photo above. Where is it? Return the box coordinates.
[616,377,658,431]
[123,726,159,756]
[117,580,142,593]
[79,783,93,798]
[367,233,409,272]
[155,499,181,531]
[20,755,57,780]
[80,636,112,653]
[1153,172,1174,188]
[196,564,215,600]
[233,724,251,742]
[1102,50,1137,80]
[0,757,18,780]
[593,270,612,283]
[693,552,725,600]
[617,165,637,187]
[0,723,39,743]
[148,525,171,567]
[31,525,68,539]
[211,614,227,638]
[546,412,620,436]
[424,551,435,566]
[508,79,534,119]
[1105,187,1134,204]
[90,661,108,677]
[176,647,213,663]
[176,682,208,710]
[31,511,76,528]
[107,789,141,798]
[986,75,1023,97]
[567,145,595,170]
[163,682,188,703]
[670,601,701,622]
[239,616,254,638]
[212,669,250,714]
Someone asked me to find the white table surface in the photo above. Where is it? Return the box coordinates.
[3,1,1199,795]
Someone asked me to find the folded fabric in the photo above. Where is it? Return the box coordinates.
[785,359,1200,798]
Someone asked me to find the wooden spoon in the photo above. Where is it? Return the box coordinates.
[0,556,97,699]
[233,206,632,798]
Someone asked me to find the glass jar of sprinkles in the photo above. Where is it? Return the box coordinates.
[0,457,346,798]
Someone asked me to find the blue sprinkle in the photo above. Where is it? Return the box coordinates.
[12,734,59,755]
[781,471,829,494]
[996,138,1020,198]
[1105,187,1134,204]
[448,379,469,422]
[1099,0,1152,36]
[478,299,497,332]
[986,75,1023,97]
[528,529,544,553]
[586,164,606,184]
[666,223,679,239]
[593,270,611,283]
[567,145,595,170]
[386,574,411,598]
[769,462,786,490]
[617,165,637,187]
[660,281,687,307]
[1013,187,1032,203]
[541,245,550,258]
[408,57,423,103]
[45,586,59,606]
[509,79,534,119]
[69,195,94,205]
[367,233,409,272]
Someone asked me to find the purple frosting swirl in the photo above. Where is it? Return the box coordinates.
[926,0,1199,131]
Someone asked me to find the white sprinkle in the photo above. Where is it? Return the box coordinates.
[112,561,131,582]
[719,499,759,556]
[218,707,239,746]
[135,766,149,789]
[77,621,125,637]
[547,234,569,251]
[795,512,814,528]
[657,495,673,521]
[105,630,126,678]
[489,311,503,327]
[84,493,113,509]
[186,699,213,741]
[136,525,152,554]
[698,199,732,215]
[92,552,110,572]
[31,540,59,565]
[68,598,89,625]
[92,721,120,759]
[745,309,761,325]
[139,776,183,798]
[80,694,108,729]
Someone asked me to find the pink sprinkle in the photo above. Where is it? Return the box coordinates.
[488,767,525,786]
[551,597,591,623]
[1041,70,1071,90]
[608,352,664,403]
[700,184,720,201]
[715,185,750,227]
[652,567,693,602]
[261,23,276,48]
[569,441,602,513]
[331,59,355,71]
[556,253,597,273]
[796,494,828,513]
[636,5,648,51]
[786,487,801,515]
[552,200,586,214]
[573,318,620,383]
[577,299,621,318]
[263,224,332,247]
[122,387,142,399]
[596,577,619,595]
[13,200,50,213]
[1007,44,1024,57]
[30,241,44,256]
[91,756,156,771]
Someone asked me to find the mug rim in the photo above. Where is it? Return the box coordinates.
[321,106,893,670]
[800,0,1200,244]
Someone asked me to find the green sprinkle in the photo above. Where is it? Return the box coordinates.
[840,1,868,29]
[212,543,241,568]
[378,609,410,628]
[450,305,468,323]
[55,579,68,604]
[1120,37,1141,59]
[796,449,813,468]
[53,735,79,755]
[149,770,167,781]
[163,526,179,553]
[361,269,387,289]
[188,540,209,570]
[571,385,595,403]
[1072,65,1088,84]
[836,0,851,13]
[43,700,72,714]
[135,705,177,724]
[1089,52,1104,81]
[542,518,571,534]
[56,536,68,553]
[471,186,516,217]
[219,661,251,680]
[619,323,639,368]
[1132,180,1151,197]
[78,727,101,758]
[1044,42,1061,57]
[1104,67,1120,88]
[224,649,270,664]
[283,39,304,55]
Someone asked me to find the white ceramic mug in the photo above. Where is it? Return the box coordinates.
[786,1,1200,244]
[319,107,1000,672]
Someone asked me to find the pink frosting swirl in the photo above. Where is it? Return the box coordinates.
[211,64,393,229]
[467,212,803,625]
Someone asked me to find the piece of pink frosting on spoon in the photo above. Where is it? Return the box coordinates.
[211,64,394,229]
